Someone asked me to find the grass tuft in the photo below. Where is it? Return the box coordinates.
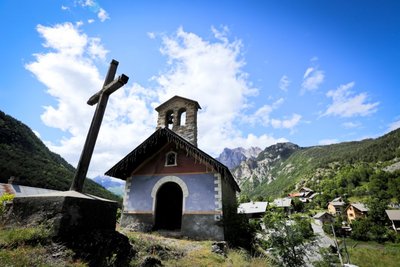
[0,226,50,248]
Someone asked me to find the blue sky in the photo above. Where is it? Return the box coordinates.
[1,0,399,178]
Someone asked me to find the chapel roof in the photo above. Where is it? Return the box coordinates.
[105,127,240,192]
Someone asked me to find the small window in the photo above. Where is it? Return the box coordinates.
[165,151,177,166]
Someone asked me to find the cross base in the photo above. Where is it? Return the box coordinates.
[3,191,118,237]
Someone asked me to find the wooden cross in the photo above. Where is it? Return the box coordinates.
[70,59,129,192]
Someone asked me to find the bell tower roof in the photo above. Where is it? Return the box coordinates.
[155,95,201,111]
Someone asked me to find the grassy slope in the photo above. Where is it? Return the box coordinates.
[344,239,400,267]
[0,110,120,202]
[243,128,400,199]
[1,226,399,267]
[0,226,272,267]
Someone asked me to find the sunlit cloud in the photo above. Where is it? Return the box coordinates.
[77,0,110,22]
[301,66,324,93]
[322,82,379,117]
[97,8,109,22]
[154,26,283,154]
[318,139,339,145]
[279,75,290,92]
[388,118,400,132]
[242,98,301,131]
[342,121,361,129]
[26,24,285,177]
[271,114,302,129]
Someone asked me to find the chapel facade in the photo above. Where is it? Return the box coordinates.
[105,96,240,240]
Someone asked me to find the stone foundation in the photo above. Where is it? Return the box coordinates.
[181,214,224,240]
[121,212,224,240]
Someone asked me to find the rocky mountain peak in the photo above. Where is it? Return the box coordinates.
[257,142,300,161]
[216,147,262,169]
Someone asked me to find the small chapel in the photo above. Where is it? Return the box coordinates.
[105,96,240,240]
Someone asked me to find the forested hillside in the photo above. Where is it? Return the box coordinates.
[0,110,120,202]
[236,128,400,201]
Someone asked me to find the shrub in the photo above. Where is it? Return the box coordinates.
[224,205,257,250]
[350,218,370,241]
[0,193,14,216]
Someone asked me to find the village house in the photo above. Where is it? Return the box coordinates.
[288,187,315,203]
[238,201,269,219]
[272,198,292,214]
[385,210,400,233]
[327,197,346,215]
[105,96,240,240]
[313,211,335,225]
[345,203,369,223]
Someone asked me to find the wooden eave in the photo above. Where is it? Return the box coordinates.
[105,127,240,192]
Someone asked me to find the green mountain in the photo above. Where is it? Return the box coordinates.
[0,110,121,202]
[234,128,400,203]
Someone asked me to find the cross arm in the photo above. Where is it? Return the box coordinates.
[87,74,129,106]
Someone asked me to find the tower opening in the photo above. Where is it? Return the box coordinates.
[178,108,187,126]
[165,110,174,129]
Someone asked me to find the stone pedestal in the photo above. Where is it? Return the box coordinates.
[4,190,118,237]
[3,191,136,266]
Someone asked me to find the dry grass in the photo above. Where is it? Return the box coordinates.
[125,231,272,267]
[0,226,273,267]
[0,226,87,267]
[347,241,400,267]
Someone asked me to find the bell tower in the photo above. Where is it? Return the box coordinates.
[155,96,201,147]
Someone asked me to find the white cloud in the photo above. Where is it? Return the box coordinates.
[243,98,301,131]
[88,19,95,24]
[154,26,284,155]
[97,8,109,22]
[271,114,302,129]
[211,25,230,43]
[323,82,379,117]
[61,5,69,11]
[318,139,339,145]
[301,66,324,93]
[32,130,41,138]
[388,119,400,132]
[279,75,290,91]
[78,0,109,22]
[342,121,361,129]
[88,37,108,59]
[27,24,285,177]
[147,32,156,39]
[36,23,87,56]
[26,22,155,178]
[80,0,95,7]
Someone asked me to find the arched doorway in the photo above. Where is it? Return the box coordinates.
[154,182,183,230]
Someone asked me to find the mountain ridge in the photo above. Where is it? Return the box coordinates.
[0,110,121,202]
[217,129,400,200]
